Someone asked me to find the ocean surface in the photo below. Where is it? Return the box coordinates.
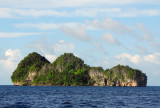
[0,86,160,108]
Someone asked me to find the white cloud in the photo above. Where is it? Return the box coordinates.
[92,40,108,54]
[26,39,75,62]
[1,7,160,19]
[135,45,148,55]
[5,49,22,61]
[86,18,134,35]
[115,52,160,65]
[61,26,91,42]
[0,32,41,38]
[135,23,160,51]
[16,23,60,30]
[115,53,141,64]
[141,9,160,16]
[59,40,65,43]
[15,22,83,30]
[0,8,14,18]
[15,19,135,35]
[144,53,160,64]
[73,8,160,18]
[54,40,75,54]
[130,55,141,64]
[117,9,160,17]
[0,49,22,74]
[0,0,159,9]
[136,23,153,41]
[101,33,121,45]
[71,8,121,17]
[0,49,22,85]
[0,8,68,18]
[13,9,68,17]
[45,54,57,62]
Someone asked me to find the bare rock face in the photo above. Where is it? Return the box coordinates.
[89,65,147,87]
[11,52,50,86]
[107,80,138,87]
[89,68,107,86]
[11,52,147,87]
[41,64,52,72]
[26,71,36,85]
[105,65,147,87]
[13,82,24,86]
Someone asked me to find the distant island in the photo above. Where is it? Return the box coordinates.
[11,52,147,87]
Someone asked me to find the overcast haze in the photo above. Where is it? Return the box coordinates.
[0,0,160,86]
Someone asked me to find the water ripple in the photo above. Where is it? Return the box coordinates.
[0,86,160,108]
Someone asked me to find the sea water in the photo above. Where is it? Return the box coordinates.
[0,86,160,108]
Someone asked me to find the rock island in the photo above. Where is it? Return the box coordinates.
[11,52,147,87]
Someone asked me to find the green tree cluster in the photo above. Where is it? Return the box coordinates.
[11,52,50,82]
[11,52,147,86]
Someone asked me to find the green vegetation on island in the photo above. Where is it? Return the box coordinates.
[11,52,147,87]
[11,52,50,83]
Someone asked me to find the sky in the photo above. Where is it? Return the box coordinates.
[0,0,160,86]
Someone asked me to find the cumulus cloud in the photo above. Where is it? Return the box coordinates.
[25,39,75,62]
[144,53,160,64]
[0,49,22,85]
[101,33,121,45]
[0,32,41,38]
[5,49,22,62]
[45,54,57,62]
[115,52,160,65]
[2,49,22,69]
[54,40,75,54]
[61,26,91,42]
[115,53,141,64]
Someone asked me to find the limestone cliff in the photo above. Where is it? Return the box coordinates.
[105,65,147,87]
[89,67,106,86]
[11,52,147,87]
[11,52,50,86]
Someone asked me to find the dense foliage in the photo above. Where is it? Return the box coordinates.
[32,68,93,86]
[52,53,89,72]
[104,64,147,86]
[33,53,92,86]
[11,52,50,82]
[11,52,147,86]
[12,52,92,86]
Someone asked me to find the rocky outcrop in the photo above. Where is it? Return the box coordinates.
[13,82,24,86]
[89,68,107,86]
[11,52,147,87]
[105,65,147,87]
[107,79,138,87]
[88,68,146,87]
[26,72,36,84]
